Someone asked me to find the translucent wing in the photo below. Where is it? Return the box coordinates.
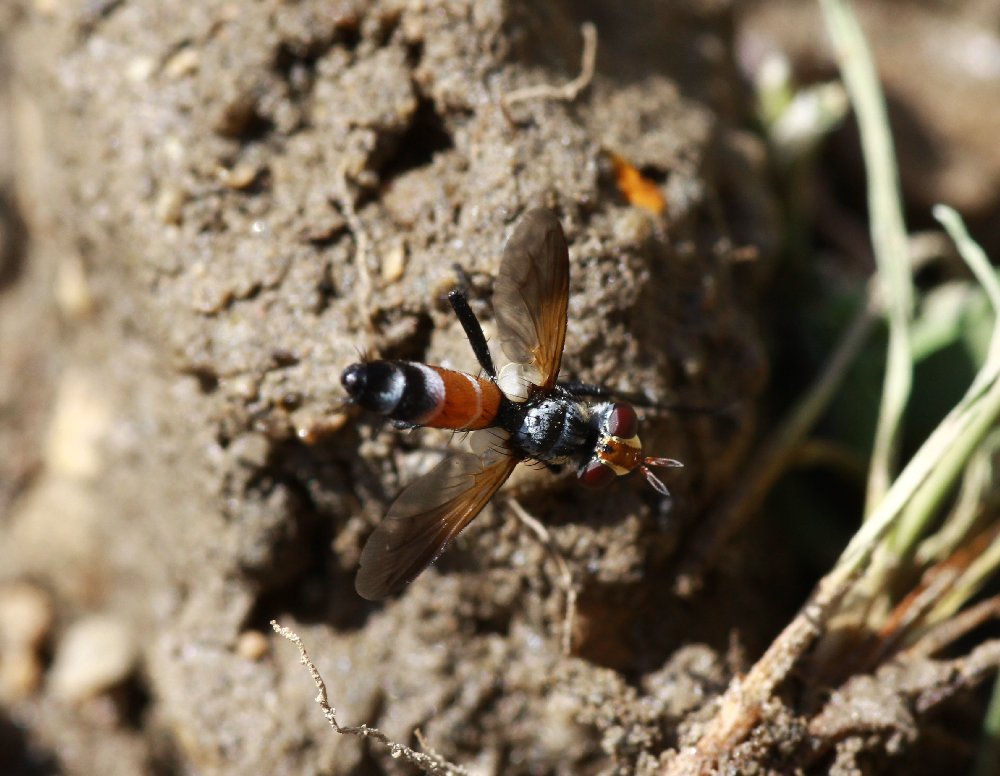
[493,208,570,391]
[355,436,517,600]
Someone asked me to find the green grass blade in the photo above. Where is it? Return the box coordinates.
[818,0,914,517]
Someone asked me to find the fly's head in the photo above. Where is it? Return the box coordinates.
[577,401,682,497]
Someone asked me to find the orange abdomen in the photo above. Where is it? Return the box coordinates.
[420,366,502,430]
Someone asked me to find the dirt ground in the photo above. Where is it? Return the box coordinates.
[1,1,997,774]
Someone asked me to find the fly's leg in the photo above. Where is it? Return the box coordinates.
[559,381,611,398]
[447,288,497,379]
[562,380,719,414]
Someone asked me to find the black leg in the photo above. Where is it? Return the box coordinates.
[559,380,611,398]
[448,288,497,378]
[559,380,718,414]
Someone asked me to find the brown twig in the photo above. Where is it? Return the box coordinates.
[270,621,469,776]
[902,595,1000,659]
[912,639,1000,714]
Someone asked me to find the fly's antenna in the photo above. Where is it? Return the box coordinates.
[645,456,683,468]
[640,456,683,497]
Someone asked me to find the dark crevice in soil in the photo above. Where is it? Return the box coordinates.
[241,439,381,633]
[403,38,423,69]
[472,604,514,640]
[213,91,277,142]
[370,309,434,362]
[182,366,220,394]
[377,96,454,185]
[0,192,27,292]
[237,470,327,587]
[272,26,358,103]
[232,110,276,145]
[572,582,649,673]
[245,563,376,635]
[0,713,59,776]
[269,348,299,368]
[313,261,338,310]
[371,9,403,48]
[273,42,323,91]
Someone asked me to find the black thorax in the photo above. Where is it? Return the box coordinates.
[498,388,599,465]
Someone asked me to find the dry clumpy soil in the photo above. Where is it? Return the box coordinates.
[0,1,778,774]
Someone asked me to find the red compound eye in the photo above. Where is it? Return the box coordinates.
[607,402,638,439]
[579,458,616,489]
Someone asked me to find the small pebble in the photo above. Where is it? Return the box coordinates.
[164,47,200,79]
[226,374,259,402]
[155,185,188,225]
[236,630,269,661]
[381,239,407,283]
[0,583,54,650]
[0,584,53,699]
[220,162,260,190]
[55,252,95,319]
[162,136,185,164]
[49,615,137,702]
[295,411,349,444]
[126,56,156,83]
[44,371,111,481]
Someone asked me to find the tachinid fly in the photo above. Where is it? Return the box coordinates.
[343,208,681,600]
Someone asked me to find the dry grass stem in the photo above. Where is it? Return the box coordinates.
[271,621,469,775]
[502,22,597,111]
[332,166,374,329]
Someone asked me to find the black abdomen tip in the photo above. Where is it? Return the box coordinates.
[341,361,409,415]
[341,363,366,398]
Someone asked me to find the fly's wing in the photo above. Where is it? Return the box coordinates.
[355,438,517,600]
[493,208,570,392]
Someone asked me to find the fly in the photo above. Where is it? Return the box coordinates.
[342,208,681,600]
